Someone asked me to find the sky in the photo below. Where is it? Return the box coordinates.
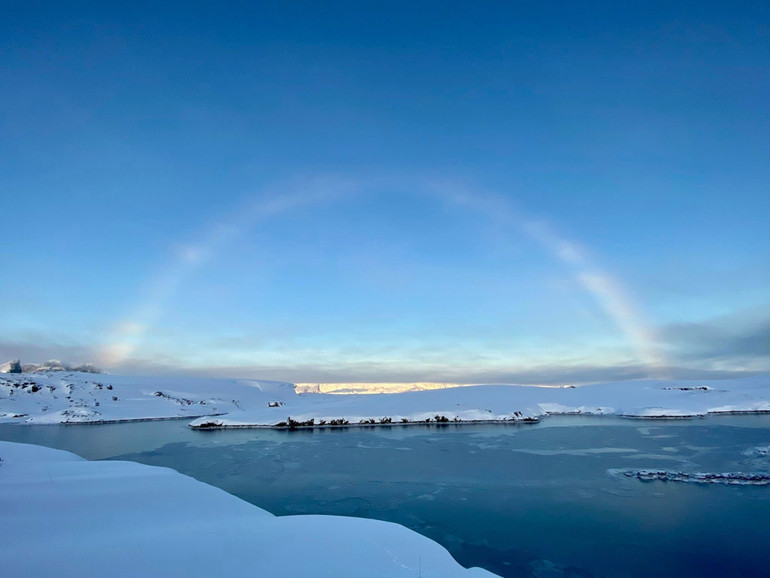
[1,1,768,384]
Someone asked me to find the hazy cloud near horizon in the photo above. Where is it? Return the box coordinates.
[2,310,768,383]
[660,319,770,362]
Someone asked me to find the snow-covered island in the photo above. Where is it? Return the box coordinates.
[1,371,768,427]
[0,440,496,577]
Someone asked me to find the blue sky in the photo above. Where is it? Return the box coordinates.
[2,1,768,383]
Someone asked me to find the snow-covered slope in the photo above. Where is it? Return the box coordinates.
[0,441,496,578]
[2,371,769,427]
[191,375,770,428]
[0,372,295,424]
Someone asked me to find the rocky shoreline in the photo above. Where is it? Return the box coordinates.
[613,469,770,486]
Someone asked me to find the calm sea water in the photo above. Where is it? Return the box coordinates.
[2,415,769,578]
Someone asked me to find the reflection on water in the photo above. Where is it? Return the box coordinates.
[2,415,769,578]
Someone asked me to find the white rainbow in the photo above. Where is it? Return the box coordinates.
[99,176,666,376]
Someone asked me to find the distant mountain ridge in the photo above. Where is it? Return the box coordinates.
[0,359,102,374]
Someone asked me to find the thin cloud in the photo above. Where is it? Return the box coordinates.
[427,181,667,372]
[3,335,761,384]
[99,355,762,384]
[97,174,670,379]
[661,316,770,365]
[98,175,357,367]
[0,339,98,369]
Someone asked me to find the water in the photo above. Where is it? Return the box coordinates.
[2,416,769,578]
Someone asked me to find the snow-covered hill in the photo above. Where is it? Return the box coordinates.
[0,372,295,424]
[2,371,769,426]
[0,441,496,578]
[190,375,770,428]
[0,359,102,374]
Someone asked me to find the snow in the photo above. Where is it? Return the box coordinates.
[0,372,295,424]
[189,375,770,428]
[2,371,769,427]
[295,382,475,394]
[0,440,496,577]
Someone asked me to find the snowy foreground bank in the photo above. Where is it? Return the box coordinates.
[1,372,769,427]
[0,441,496,578]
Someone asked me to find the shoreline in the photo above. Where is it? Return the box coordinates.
[188,416,541,430]
[4,409,770,429]
[187,409,770,430]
